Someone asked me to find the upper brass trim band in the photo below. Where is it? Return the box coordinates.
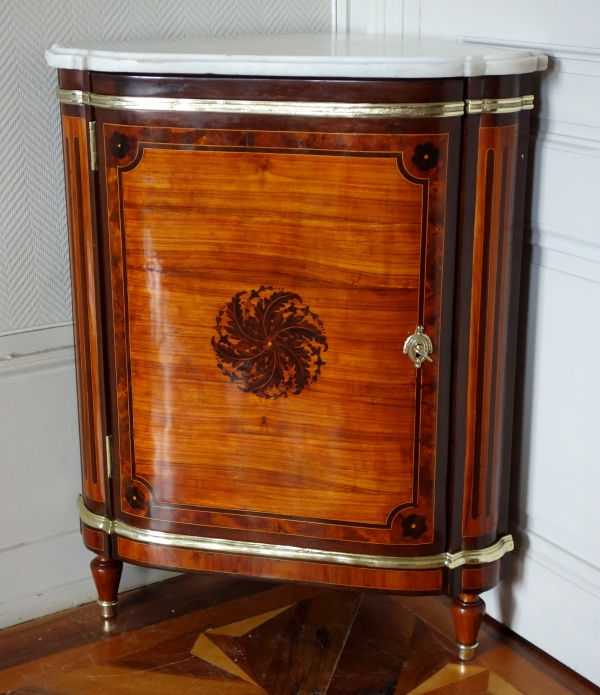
[58,89,91,106]
[77,496,513,571]
[465,94,535,114]
[56,88,464,118]
[57,89,534,118]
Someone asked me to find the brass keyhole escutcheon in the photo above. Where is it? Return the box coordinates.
[403,325,433,369]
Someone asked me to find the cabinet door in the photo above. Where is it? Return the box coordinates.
[101,120,459,556]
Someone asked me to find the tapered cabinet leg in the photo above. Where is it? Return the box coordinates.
[451,593,486,661]
[90,555,123,619]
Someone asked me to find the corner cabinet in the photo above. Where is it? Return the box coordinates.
[47,34,546,661]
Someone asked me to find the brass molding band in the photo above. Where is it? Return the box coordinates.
[465,94,534,114]
[57,89,534,118]
[56,88,464,118]
[77,496,513,571]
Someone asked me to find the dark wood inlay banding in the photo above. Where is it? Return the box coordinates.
[74,136,98,485]
[471,148,495,521]
[485,146,509,518]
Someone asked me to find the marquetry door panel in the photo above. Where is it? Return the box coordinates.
[103,124,454,551]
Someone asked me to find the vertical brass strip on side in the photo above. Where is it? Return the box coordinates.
[105,434,114,478]
[88,121,98,171]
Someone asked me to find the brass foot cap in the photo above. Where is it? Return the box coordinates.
[455,639,478,661]
[97,599,118,619]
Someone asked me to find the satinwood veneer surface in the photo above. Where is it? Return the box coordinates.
[106,127,452,551]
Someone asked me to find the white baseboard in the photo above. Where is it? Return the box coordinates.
[533,128,600,159]
[526,222,600,263]
[0,321,72,339]
[0,323,73,353]
[0,323,75,388]
[526,222,600,284]
[0,529,178,630]
[528,242,600,285]
[513,524,600,601]
[0,346,75,388]
[0,566,178,631]
[486,546,600,686]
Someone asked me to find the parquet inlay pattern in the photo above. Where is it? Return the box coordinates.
[0,575,596,695]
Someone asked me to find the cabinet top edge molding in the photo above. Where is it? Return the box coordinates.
[45,33,548,78]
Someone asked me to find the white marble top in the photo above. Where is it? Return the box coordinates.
[46,34,547,79]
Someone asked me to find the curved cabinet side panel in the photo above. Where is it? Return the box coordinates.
[462,122,519,541]
[449,74,532,555]
[61,113,106,507]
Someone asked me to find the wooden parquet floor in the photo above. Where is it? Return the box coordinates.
[0,575,597,695]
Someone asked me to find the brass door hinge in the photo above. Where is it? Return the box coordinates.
[88,121,98,171]
[105,434,114,478]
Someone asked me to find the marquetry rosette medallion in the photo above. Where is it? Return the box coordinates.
[123,483,150,516]
[212,286,328,399]
[411,141,440,172]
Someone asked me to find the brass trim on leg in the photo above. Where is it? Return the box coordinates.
[77,496,513,571]
[455,640,478,661]
[97,599,118,619]
[56,88,465,118]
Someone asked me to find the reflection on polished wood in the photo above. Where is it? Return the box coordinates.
[123,150,423,524]
[0,575,595,695]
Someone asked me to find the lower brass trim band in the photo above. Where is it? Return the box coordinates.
[77,496,513,571]
[56,88,463,118]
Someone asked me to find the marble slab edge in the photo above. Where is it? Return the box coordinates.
[45,35,548,78]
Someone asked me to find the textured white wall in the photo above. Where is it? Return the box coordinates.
[0,0,330,333]
[337,0,600,685]
[0,0,330,628]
